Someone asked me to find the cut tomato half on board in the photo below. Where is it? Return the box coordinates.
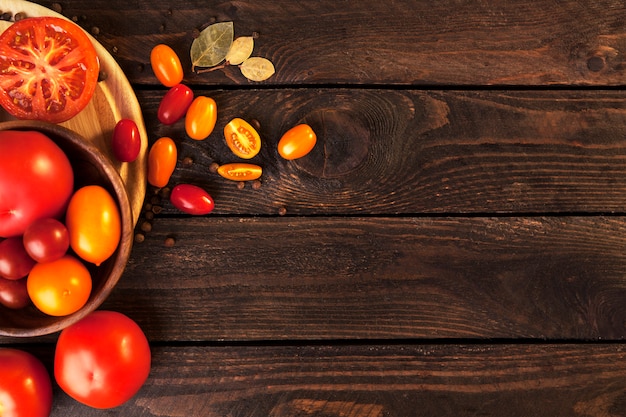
[0,16,100,123]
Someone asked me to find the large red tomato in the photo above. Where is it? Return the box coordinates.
[54,310,151,409]
[0,130,74,238]
[0,348,53,417]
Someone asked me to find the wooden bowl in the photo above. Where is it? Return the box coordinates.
[0,120,133,337]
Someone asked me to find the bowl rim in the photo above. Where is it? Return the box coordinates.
[0,120,133,337]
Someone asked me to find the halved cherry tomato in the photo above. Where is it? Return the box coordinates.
[278,124,317,160]
[148,137,177,188]
[170,184,214,215]
[27,254,92,316]
[111,119,141,162]
[224,118,261,159]
[158,83,194,125]
[65,185,121,266]
[0,16,100,123]
[185,96,217,140]
[217,163,262,181]
[150,44,183,87]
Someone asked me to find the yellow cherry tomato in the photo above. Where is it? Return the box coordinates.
[223,118,261,159]
[217,163,262,181]
[185,96,217,140]
[148,137,177,188]
[278,124,317,160]
[27,255,92,316]
[65,185,121,266]
[150,44,183,87]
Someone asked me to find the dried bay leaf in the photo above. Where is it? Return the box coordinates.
[240,57,275,82]
[190,21,234,70]
[225,36,254,65]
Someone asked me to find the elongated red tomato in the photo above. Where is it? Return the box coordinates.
[148,137,177,188]
[170,184,214,215]
[185,96,217,140]
[278,124,317,160]
[150,44,183,87]
[224,118,261,159]
[111,119,141,162]
[158,83,194,125]
[217,163,262,181]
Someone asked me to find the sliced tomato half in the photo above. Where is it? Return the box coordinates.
[0,16,100,123]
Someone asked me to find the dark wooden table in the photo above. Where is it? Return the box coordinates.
[2,0,626,415]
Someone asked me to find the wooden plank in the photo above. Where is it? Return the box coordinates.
[31,343,626,416]
[132,89,626,215]
[31,0,626,86]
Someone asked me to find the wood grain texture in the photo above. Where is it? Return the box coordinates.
[32,0,626,86]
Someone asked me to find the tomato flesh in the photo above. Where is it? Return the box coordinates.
[217,163,262,181]
[224,118,261,159]
[0,16,100,123]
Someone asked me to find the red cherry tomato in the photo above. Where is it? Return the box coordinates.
[0,348,53,417]
[54,310,151,409]
[170,184,215,215]
[111,119,141,162]
[22,217,70,263]
[0,130,74,238]
[150,44,183,87]
[185,96,217,140]
[0,16,100,123]
[223,118,261,159]
[278,124,317,160]
[0,237,36,280]
[0,277,30,309]
[158,83,194,125]
[148,137,178,188]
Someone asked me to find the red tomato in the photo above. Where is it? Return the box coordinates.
[278,124,317,160]
[158,83,194,125]
[23,218,70,263]
[111,119,141,162]
[27,255,92,316]
[0,16,100,123]
[217,163,262,181]
[148,137,178,188]
[170,184,215,215]
[0,130,74,238]
[0,237,36,280]
[185,96,217,140]
[0,277,30,309]
[0,348,53,417]
[224,118,261,159]
[54,310,151,409]
[150,44,183,87]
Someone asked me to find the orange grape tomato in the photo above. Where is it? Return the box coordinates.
[27,255,92,316]
[65,185,121,266]
[217,163,262,181]
[148,137,177,188]
[185,96,217,140]
[223,118,261,159]
[278,124,317,160]
[150,44,183,87]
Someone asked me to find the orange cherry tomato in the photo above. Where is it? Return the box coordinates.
[65,185,121,266]
[150,44,183,87]
[27,255,92,316]
[278,124,317,160]
[148,137,177,188]
[217,163,262,181]
[185,96,217,140]
[223,118,261,159]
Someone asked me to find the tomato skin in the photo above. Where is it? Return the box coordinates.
[0,237,36,280]
[158,83,194,125]
[185,96,217,140]
[0,348,53,417]
[224,118,261,159]
[150,44,183,87]
[0,130,74,238]
[27,254,92,316]
[217,163,262,181]
[170,184,215,215]
[0,277,30,309]
[0,16,100,123]
[112,119,141,162]
[148,137,178,188]
[65,185,121,266]
[23,217,70,263]
[54,310,151,409]
[278,124,317,160]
